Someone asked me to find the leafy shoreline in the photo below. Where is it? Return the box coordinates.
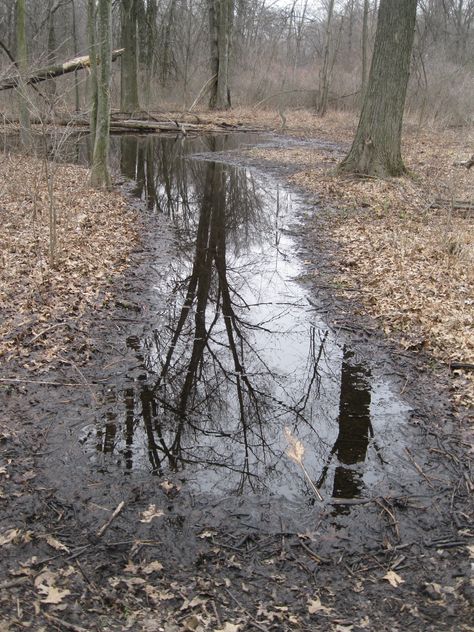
[0,152,138,372]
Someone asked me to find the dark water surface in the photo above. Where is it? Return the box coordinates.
[73,133,412,503]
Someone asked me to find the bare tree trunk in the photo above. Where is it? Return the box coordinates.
[361,0,369,99]
[71,0,80,112]
[120,0,140,113]
[16,0,31,146]
[339,0,417,177]
[317,0,335,116]
[209,0,233,110]
[87,0,98,146]
[46,0,57,100]
[90,0,112,189]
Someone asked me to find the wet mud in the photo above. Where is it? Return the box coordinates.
[1,133,472,630]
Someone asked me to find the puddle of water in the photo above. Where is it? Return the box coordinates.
[74,134,412,503]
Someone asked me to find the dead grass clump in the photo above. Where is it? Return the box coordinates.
[0,152,137,370]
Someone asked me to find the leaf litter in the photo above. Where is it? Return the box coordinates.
[1,115,473,631]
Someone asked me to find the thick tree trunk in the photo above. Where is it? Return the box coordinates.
[339,0,417,177]
[120,0,140,113]
[90,0,112,189]
[16,0,30,146]
[208,0,232,110]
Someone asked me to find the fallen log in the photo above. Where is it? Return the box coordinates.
[430,198,473,211]
[0,48,124,91]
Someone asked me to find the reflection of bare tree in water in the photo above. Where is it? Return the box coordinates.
[97,137,381,499]
[316,347,373,506]
[150,147,271,489]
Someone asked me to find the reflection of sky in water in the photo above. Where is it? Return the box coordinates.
[80,135,412,502]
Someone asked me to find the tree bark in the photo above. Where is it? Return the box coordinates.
[339,0,417,177]
[361,0,369,98]
[16,0,31,146]
[208,0,233,110]
[317,0,335,116]
[90,0,113,189]
[88,0,98,146]
[120,0,140,113]
[0,49,124,91]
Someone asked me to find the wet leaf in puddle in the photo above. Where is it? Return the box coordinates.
[139,504,164,523]
[160,480,181,496]
[383,570,404,588]
[284,427,304,464]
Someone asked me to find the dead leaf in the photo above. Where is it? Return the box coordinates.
[38,584,71,604]
[45,535,70,552]
[383,570,404,588]
[198,529,216,539]
[142,560,163,574]
[284,426,305,464]
[215,624,240,632]
[139,504,164,523]
[0,528,20,546]
[160,480,181,495]
[307,596,332,615]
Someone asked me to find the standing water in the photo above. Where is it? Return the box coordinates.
[79,134,412,504]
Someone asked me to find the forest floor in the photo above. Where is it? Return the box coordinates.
[0,111,473,631]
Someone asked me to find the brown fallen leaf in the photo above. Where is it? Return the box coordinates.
[215,624,241,632]
[0,529,21,546]
[38,584,71,604]
[307,596,332,615]
[383,570,404,588]
[142,560,163,574]
[139,504,164,523]
[45,535,70,553]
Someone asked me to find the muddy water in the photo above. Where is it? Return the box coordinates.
[73,134,413,504]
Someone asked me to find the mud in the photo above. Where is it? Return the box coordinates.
[0,132,472,631]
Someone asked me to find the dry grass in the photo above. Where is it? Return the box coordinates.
[0,152,137,370]
[243,110,473,411]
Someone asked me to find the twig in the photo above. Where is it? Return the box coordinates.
[0,378,103,387]
[224,588,269,632]
[43,613,88,632]
[59,357,99,404]
[297,539,329,564]
[96,501,125,538]
[28,322,69,345]
[374,498,400,540]
[405,448,435,490]
[0,577,29,590]
[189,73,217,111]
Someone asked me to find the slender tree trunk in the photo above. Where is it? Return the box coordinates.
[339,0,417,177]
[120,0,140,113]
[16,0,30,146]
[46,0,57,100]
[87,0,98,146]
[361,0,369,98]
[71,0,80,112]
[317,0,335,116]
[90,0,112,189]
[209,0,233,110]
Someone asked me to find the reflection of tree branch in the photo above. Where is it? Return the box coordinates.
[296,328,328,412]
